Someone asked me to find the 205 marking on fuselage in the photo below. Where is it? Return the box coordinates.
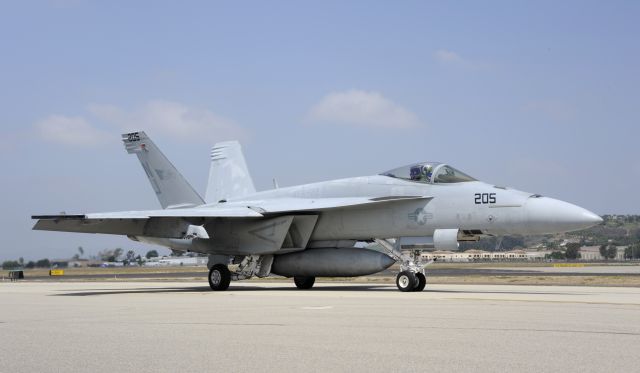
[474,193,496,204]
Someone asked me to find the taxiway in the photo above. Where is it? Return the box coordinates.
[1,281,639,372]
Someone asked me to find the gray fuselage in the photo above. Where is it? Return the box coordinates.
[216,174,600,242]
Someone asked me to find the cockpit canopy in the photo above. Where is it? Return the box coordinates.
[380,162,476,184]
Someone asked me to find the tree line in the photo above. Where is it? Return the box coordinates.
[2,258,51,270]
[2,249,161,270]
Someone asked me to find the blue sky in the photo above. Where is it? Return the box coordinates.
[1,1,638,261]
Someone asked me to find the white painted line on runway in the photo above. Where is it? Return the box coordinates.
[301,306,334,310]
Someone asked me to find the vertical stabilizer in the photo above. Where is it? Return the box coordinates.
[205,141,256,203]
[122,131,204,209]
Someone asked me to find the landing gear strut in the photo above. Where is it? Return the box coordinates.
[208,264,231,291]
[294,276,315,289]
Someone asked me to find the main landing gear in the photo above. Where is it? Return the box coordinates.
[207,255,274,291]
[293,276,316,289]
[207,262,316,291]
[208,264,231,291]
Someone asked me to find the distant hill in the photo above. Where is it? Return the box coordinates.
[565,214,640,246]
[460,215,640,251]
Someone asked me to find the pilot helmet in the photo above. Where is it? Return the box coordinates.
[410,164,432,181]
[410,165,422,180]
[422,165,433,179]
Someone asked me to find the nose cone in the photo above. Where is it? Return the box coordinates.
[525,197,602,234]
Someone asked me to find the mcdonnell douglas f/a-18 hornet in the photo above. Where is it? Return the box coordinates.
[33,132,603,292]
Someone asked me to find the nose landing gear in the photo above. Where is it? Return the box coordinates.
[376,238,432,292]
[396,271,416,292]
[396,270,427,292]
[414,272,427,292]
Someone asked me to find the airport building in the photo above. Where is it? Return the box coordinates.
[419,246,632,262]
[579,246,628,261]
[420,249,549,262]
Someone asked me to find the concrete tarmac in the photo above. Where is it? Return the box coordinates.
[18,265,640,281]
[1,281,639,373]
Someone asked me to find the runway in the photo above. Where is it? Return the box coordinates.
[17,264,640,281]
[1,281,639,373]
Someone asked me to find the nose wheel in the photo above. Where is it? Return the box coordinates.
[396,271,426,292]
[396,271,416,292]
[414,272,426,292]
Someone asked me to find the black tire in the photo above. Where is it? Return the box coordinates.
[294,276,315,289]
[414,272,426,292]
[208,264,231,291]
[396,271,416,292]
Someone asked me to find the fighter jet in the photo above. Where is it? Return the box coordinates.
[32,131,603,292]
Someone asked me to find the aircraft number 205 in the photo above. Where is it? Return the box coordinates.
[474,193,496,204]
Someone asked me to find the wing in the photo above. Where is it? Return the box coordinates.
[32,206,263,237]
[32,196,431,238]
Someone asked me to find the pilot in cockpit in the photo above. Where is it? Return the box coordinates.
[410,164,433,182]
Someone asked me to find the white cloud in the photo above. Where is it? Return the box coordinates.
[88,100,248,142]
[434,49,464,65]
[433,49,484,70]
[34,101,248,148]
[35,115,110,147]
[308,90,420,129]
